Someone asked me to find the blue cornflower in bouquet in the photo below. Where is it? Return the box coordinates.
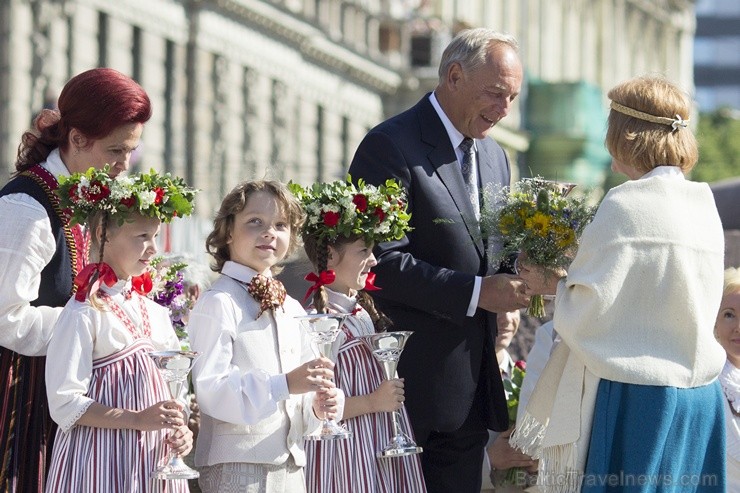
[481,177,596,317]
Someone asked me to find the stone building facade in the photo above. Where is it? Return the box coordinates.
[0,0,697,259]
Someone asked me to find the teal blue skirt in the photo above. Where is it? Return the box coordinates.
[582,379,725,492]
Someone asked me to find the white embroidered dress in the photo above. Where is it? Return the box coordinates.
[45,280,186,493]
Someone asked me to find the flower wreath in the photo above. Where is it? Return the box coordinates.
[56,166,197,226]
[289,176,411,245]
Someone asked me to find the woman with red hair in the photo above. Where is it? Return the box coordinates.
[0,67,151,492]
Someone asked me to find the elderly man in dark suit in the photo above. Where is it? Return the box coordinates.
[348,28,530,493]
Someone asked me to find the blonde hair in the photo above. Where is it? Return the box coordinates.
[605,76,698,174]
[206,180,305,274]
[724,267,740,296]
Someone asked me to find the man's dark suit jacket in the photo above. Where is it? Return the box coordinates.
[349,94,510,441]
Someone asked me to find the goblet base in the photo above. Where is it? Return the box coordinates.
[152,457,200,480]
[378,436,423,458]
[304,420,353,441]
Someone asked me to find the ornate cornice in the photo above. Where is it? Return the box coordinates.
[624,0,695,30]
[210,0,402,93]
[78,0,189,43]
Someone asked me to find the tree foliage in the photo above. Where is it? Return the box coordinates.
[691,108,740,183]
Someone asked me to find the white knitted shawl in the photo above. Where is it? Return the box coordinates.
[511,168,726,492]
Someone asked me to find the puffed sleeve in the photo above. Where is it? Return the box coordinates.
[45,301,97,432]
[188,291,288,425]
[0,194,63,356]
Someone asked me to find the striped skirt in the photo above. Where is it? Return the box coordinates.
[305,332,427,493]
[0,347,56,493]
[45,339,189,493]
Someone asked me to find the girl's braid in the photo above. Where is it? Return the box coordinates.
[312,237,330,314]
[356,290,393,332]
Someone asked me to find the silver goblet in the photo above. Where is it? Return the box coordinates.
[148,350,200,480]
[295,312,352,440]
[360,331,423,458]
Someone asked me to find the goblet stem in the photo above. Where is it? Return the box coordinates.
[391,410,403,437]
[168,379,184,401]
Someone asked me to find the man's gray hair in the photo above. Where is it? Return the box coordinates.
[438,28,519,81]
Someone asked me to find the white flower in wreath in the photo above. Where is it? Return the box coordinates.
[374,222,391,235]
[117,176,135,188]
[109,181,129,201]
[339,194,354,210]
[138,190,157,209]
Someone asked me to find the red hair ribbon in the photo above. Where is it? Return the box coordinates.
[363,271,381,292]
[131,271,153,296]
[303,270,336,302]
[74,262,118,302]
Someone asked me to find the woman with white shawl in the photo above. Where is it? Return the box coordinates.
[513,76,726,492]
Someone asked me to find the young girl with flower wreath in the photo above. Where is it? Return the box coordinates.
[291,178,427,493]
[44,167,197,492]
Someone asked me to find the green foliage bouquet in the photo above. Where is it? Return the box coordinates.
[502,360,527,485]
[481,178,596,317]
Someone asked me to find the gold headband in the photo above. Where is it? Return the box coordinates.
[609,101,689,131]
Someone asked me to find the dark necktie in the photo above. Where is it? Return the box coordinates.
[247,274,287,319]
[459,137,480,219]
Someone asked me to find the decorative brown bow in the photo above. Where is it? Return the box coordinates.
[248,274,287,319]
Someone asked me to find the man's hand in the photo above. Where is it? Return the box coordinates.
[478,274,530,313]
[487,428,537,471]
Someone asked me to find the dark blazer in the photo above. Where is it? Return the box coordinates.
[349,95,510,440]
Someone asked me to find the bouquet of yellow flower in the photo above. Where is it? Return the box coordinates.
[481,178,596,317]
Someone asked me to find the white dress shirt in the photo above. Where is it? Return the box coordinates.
[188,261,343,467]
[429,92,482,317]
[0,149,69,356]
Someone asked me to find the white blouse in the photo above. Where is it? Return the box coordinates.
[45,279,180,432]
[322,288,376,362]
[0,149,69,356]
[720,360,740,487]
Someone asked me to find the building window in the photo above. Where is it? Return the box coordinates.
[66,14,74,79]
[316,105,324,182]
[341,116,349,175]
[270,79,288,178]
[132,26,142,83]
[97,11,109,67]
[164,39,175,174]
[242,67,256,178]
